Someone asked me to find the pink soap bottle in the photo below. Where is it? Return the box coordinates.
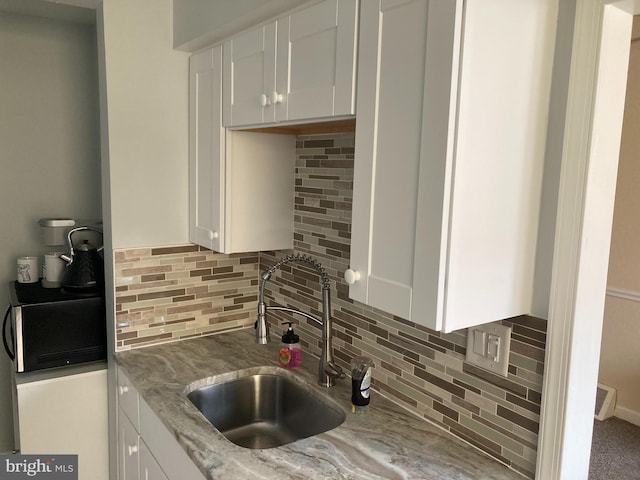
[278,322,302,368]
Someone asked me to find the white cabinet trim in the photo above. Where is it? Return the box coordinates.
[537,2,634,478]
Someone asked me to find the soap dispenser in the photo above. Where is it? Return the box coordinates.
[279,322,302,368]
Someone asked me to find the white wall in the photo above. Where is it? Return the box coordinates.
[100,0,189,249]
[0,12,101,452]
[599,296,640,417]
[599,22,640,419]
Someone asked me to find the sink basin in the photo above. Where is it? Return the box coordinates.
[187,370,346,449]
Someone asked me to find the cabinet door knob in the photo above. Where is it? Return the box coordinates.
[208,230,219,240]
[118,385,129,395]
[128,445,138,456]
[344,269,361,285]
[270,91,284,104]
[260,93,271,107]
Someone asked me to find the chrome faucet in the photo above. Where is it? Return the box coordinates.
[255,253,345,387]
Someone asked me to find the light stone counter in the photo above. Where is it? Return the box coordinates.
[115,329,524,480]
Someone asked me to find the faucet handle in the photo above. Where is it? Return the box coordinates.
[325,361,346,379]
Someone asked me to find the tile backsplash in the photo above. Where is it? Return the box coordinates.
[114,246,257,349]
[263,132,544,479]
[113,131,545,478]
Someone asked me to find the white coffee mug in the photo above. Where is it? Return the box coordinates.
[17,256,39,284]
[43,252,66,287]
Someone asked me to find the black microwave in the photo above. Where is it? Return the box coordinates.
[2,282,107,372]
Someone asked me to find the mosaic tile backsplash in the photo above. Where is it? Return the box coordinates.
[114,247,258,349]
[113,132,545,478]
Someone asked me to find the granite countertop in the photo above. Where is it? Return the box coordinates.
[115,329,523,480]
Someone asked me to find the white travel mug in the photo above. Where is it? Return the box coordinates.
[17,256,39,284]
[43,252,66,288]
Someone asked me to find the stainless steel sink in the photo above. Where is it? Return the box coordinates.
[187,371,346,449]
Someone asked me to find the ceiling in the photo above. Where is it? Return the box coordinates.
[0,0,98,24]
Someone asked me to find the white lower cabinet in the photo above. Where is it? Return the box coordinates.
[347,0,557,332]
[139,442,168,480]
[14,367,109,480]
[118,411,139,480]
[117,368,205,480]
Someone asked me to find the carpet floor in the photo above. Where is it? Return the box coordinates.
[589,417,640,479]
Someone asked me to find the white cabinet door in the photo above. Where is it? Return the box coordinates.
[223,22,276,127]
[350,0,445,322]
[275,0,357,121]
[116,368,206,480]
[16,369,109,480]
[118,410,140,480]
[349,0,554,332]
[189,46,225,252]
[139,397,206,480]
[139,441,168,480]
[223,0,357,127]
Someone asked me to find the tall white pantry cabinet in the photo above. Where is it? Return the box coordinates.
[345,0,557,332]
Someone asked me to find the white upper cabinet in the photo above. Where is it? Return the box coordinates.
[190,46,225,252]
[223,0,358,127]
[190,46,295,254]
[223,23,277,127]
[274,0,357,122]
[347,0,556,332]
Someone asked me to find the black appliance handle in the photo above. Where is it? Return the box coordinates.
[2,306,14,361]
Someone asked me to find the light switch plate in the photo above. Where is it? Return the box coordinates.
[473,330,486,355]
[465,323,512,377]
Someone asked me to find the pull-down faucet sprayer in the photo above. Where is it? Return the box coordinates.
[255,254,345,387]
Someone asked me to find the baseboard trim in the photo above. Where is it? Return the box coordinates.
[595,384,616,421]
[614,405,640,427]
